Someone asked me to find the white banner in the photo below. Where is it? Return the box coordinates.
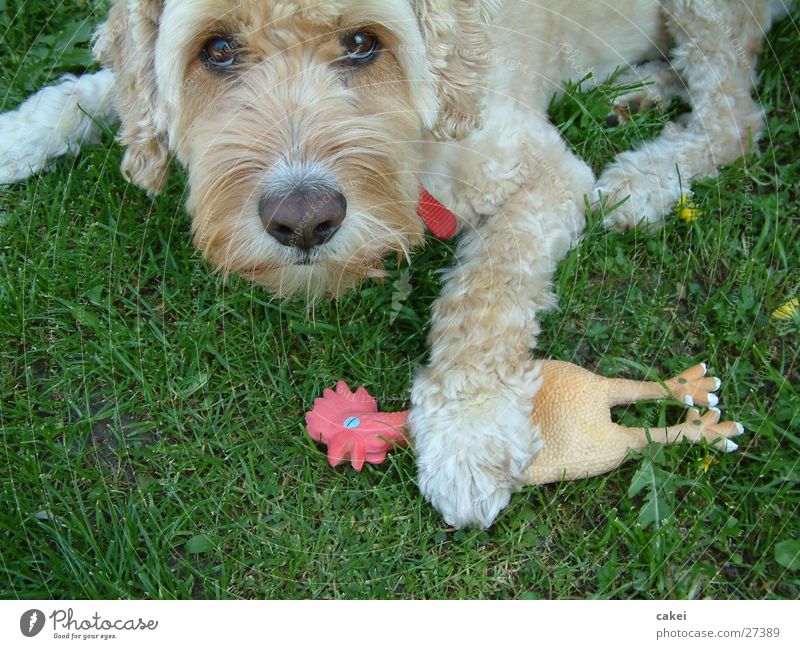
[1,600,797,648]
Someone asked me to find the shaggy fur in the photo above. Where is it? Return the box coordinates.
[0,0,789,528]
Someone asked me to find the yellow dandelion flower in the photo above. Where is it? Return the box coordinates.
[771,297,799,321]
[674,193,703,223]
[696,452,717,475]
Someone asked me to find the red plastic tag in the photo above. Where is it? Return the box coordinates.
[417,187,458,239]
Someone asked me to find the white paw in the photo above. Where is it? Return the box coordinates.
[0,125,49,184]
[594,148,685,232]
[606,60,689,126]
[0,70,116,185]
[409,368,543,529]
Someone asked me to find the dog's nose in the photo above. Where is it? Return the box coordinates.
[259,189,346,251]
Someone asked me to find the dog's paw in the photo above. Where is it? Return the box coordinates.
[0,70,115,185]
[593,148,684,232]
[607,89,664,127]
[409,371,542,529]
[605,60,688,127]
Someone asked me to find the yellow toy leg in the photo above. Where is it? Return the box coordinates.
[623,407,743,452]
[606,363,721,407]
[524,362,744,486]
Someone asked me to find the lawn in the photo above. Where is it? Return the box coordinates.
[0,1,798,599]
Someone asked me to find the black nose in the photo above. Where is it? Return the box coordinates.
[259,189,346,251]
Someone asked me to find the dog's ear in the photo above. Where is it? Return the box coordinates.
[413,0,503,140]
[93,0,171,195]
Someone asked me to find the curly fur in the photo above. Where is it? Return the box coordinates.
[94,0,172,195]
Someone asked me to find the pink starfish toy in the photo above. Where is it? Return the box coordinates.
[305,381,408,471]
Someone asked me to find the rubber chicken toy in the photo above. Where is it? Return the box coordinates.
[305,361,743,484]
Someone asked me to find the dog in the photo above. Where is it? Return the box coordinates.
[0,1,789,528]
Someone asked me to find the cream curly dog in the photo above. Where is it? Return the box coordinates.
[0,1,788,528]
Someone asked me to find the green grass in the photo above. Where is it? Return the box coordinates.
[1,1,798,599]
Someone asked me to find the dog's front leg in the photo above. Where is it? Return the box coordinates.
[409,133,592,528]
[409,225,546,528]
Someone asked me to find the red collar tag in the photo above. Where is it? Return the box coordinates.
[417,187,457,239]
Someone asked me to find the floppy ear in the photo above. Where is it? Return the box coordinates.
[413,0,503,140]
[93,0,171,195]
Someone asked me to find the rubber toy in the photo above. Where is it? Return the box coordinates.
[305,361,744,484]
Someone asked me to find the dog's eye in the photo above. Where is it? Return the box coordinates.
[203,37,237,68]
[342,31,380,63]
